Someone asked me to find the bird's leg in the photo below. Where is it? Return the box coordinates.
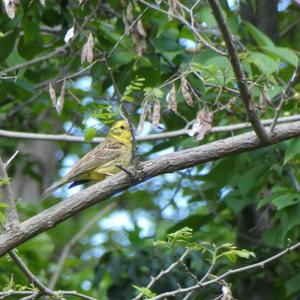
[115,163,143,181]
[116,164,135,177]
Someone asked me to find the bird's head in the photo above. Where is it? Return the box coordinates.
[108,120,132,143]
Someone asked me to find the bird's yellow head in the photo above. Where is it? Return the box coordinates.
[108,120,132,143]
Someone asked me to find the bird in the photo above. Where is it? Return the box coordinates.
[42,120,132,198]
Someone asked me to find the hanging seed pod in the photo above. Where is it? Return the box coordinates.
[181,76,194,107]
[166,83,177,113]
[56,79,66,114]
[137,104,147,133]
[168,0,178,20]
[145,102,153,121]
[152,101,161,127]
[48,83,57,107]
[195,105,213,141]
[81,32,94,64]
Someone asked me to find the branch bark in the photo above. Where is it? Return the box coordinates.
[208,0,270,143]
[0,121,300,256]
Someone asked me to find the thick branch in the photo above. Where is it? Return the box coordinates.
[0,114,299,143]
[0,122,300,256]
[208,0,270,143]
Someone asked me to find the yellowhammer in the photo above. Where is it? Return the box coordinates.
[42,120,132,198]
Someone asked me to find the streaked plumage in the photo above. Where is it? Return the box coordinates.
[42,120,132,198]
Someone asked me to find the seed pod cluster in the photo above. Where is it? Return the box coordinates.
[49,80,67,115]
[123,3,147,57]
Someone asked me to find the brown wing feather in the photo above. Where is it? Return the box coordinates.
[67,138,124,180]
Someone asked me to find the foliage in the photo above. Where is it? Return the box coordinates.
[0,0,300,299]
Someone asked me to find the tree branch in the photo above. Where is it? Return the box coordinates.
[133,249,190,300]
[0,121,300,256]
[0,114,299,143]
[0,46,67,75]
[208,0,270,143]
[270,63,300,131]
[147,240,300,300]
[9,250,55,297]
[48,202,116,289]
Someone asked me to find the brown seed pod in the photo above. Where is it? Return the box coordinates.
[189,105,213,141]
[56,79,66,114]
[181,76,194,107]
[81,32,94,64]
[166,83,177,113]
[48,83,57,107]
[152,101,161,127]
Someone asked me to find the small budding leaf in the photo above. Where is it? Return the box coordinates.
[84,127,97,141]
[132,285,157,298]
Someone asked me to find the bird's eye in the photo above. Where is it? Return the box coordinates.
[120,125,125,130]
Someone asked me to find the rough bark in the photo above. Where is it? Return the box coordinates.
[0,121,300,257]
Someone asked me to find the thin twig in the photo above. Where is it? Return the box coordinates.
[0,290,97,300]
[270,63,300,132]
[0,114,299,143]
[1,46,67,75]
[48,202,117,289]
[108,8,148,58]
[4,151,19,170]
[9,250,55,297]
[133,248,190,300]
[102,56,140,168]
[147,241,300,300]
[0,156,19,229]
[138,0,225,56]
[208,0,270,143]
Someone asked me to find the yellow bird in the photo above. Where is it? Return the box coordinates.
[42,120,132,198]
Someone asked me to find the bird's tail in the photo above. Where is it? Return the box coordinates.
[41,177,68,200]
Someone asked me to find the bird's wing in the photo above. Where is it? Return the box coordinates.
[67,139,124,180]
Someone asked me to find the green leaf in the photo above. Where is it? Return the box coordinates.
[249,52,279,74]
[285,273,300,296]
[122,95,134,102]
[132,285,157,298]
[0,31,17,62]
[0,202,9,208]
[284,138,300,164]
[271,192,300,210]
[262,46,299,67]
[197,5,217,28]
[244,22,274,47]
[84,127,97,141]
